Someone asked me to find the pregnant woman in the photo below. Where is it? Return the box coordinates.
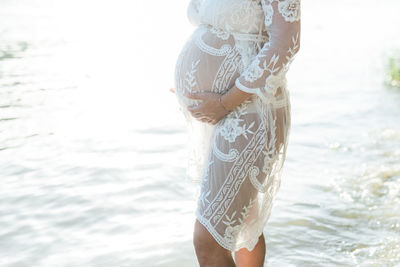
[174,0,301,266]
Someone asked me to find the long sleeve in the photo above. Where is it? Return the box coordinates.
[234,0,301,100]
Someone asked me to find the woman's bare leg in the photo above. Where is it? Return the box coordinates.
[234,234,266,267]
[193,220,236,267]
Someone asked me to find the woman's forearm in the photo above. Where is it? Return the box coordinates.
[220,85,253,112]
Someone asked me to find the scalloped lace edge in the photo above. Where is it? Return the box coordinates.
[195,211,265,252]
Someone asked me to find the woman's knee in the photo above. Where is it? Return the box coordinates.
[193,221,214,253]
[193,220,225,263]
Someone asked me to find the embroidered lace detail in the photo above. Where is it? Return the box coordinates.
[277,0,301,23]
[248,166,263,191]
[203,122,266,224]
[222,198,255,245]
[195,26,233,56]
[210,26,231,40]
[175,0,300,252]
[261,106,277,176]
[207,0,264,35]
[234,0,301,99]
[263,2,274,26]
[219,117,255,143]
[212,49,241,94]
[212,141,240,162]
[196,209,266,252]
[249,105,279,192]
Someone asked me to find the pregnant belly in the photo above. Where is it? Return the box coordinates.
[174,24,242,109]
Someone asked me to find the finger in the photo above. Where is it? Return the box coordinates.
[200,117,211,123]
[193,116,205,122]
[195,115,209,122]
[191,112,203,118]
[187,104,203,112]
[210,119,219,125]
[187,107,203,117]
[169,88,175,93]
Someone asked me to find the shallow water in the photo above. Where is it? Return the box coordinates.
[1,0,400,266]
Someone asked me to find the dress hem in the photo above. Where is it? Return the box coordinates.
[195,210,265,252]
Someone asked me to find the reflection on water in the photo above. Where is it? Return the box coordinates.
[1,0,400,266]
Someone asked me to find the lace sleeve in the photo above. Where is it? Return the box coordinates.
[187,0,202,26]
[234,0,301,99]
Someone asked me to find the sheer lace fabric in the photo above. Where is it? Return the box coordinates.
[174,0,300,252]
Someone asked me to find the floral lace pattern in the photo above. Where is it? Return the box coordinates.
[277,0,301,23]
[175,0,300,252]
[235,0,301,102]
[219,106,256,143]
[263,3,274,26]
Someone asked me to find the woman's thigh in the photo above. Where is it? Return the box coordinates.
[196,98,290,249]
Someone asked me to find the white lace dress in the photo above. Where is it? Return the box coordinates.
[174,0,301,252]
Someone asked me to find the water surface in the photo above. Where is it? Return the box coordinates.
[1,0,400,266]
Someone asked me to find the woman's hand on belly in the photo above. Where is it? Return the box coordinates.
[185,91,230,125]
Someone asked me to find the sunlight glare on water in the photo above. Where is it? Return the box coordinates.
[1,0,400,266]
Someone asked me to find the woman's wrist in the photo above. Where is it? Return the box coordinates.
[218,95,230,112]
[220,85,253,111]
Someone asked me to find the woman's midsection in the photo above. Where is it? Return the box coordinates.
[174,24,242,108]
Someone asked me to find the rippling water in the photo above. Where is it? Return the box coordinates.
[1,0,400,266]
